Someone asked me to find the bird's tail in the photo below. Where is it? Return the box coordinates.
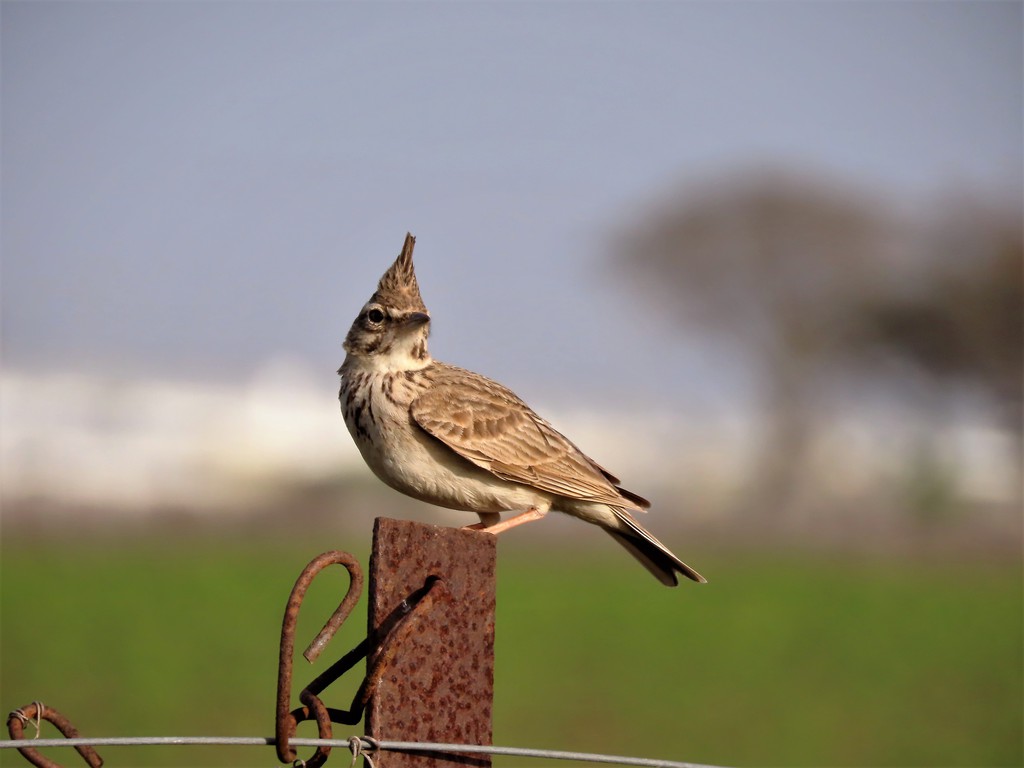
[607,508,707,587]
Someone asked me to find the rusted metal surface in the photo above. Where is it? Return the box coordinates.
[275,546,451,768]
[6,702,103,768]
[366,517,496,768]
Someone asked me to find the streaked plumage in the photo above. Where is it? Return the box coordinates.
[338,233,705,586]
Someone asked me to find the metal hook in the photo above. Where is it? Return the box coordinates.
[276,550,364,767]
[275,551,449,768]
[6,702,103,768]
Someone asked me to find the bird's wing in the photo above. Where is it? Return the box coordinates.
[410,370,635,507]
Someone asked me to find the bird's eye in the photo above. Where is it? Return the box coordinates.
[366,308,385,324]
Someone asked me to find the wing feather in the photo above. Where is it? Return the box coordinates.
[410,368,637,508]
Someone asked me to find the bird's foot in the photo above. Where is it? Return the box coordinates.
[475,506,548,536]
[463,512,500,531]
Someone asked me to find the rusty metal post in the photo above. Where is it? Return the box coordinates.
[366,517,496,767]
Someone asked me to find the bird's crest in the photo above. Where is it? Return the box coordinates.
[373,233,427,312]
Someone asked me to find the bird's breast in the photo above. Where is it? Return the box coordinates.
[338,368,549,514]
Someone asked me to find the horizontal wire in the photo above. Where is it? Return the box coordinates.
[0,736,275,748]
[0,735,725,768]
[378,740,722,767]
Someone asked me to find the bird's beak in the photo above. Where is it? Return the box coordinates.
[402,311,431,328]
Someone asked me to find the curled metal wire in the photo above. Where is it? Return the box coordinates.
[6,702,103,768]
[347,735,377,768]
[275,550,447,768]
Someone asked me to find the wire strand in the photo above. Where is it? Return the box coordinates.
[0,735,726,768]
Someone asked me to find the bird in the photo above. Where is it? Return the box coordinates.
[337,233,706,586]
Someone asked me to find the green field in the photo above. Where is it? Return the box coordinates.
[1,530,1020,767]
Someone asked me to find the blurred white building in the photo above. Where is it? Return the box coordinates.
[0,362,1017,519]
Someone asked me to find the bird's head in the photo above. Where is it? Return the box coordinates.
[343,233,432,369]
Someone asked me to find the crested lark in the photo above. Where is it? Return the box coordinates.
[337,233,705,586]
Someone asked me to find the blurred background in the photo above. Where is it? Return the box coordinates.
[2,3,1020,767]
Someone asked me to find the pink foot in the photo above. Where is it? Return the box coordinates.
[477,506,548,536]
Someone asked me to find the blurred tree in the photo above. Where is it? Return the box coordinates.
[855,198,1022,440]
[611,168,1021,517]
[853,198,1023,479]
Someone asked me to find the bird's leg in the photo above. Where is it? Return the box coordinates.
[477,506,548,536]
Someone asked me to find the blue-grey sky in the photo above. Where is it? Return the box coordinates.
[3,1,1021,408]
